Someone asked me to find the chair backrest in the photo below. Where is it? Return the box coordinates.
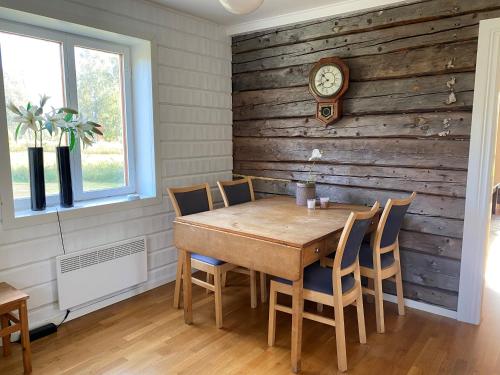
[217,177,255,207]
[333,202,380,273]
[167,183,213,217]
[374,192,416,250]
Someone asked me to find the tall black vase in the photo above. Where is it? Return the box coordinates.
[28,147,46,211]
[56,146,73,208]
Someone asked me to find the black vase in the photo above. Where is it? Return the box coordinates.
[28,147,46,211]
[56,146,73,208]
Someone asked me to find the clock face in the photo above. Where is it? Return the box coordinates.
[312,64,344,98]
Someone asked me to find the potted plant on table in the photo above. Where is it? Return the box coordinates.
[296,148,323,206]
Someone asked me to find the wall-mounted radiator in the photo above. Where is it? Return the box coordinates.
[56,237,148,310]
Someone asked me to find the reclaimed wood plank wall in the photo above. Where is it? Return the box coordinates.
[231,0,500,310]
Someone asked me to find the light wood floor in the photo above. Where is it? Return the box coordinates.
[2,250,500,374]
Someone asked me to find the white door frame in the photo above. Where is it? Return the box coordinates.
[458,17,500,324]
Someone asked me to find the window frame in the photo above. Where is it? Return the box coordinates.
[0,19,136,211]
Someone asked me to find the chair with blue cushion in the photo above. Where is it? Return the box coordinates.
[168,183,239,328]
[268,202,380,372]
[359,192,416,334]
[217,177,267,305]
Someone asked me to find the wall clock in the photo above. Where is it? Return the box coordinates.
[308,57,349,126]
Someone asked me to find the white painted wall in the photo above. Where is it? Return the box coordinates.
[0,0,232,328]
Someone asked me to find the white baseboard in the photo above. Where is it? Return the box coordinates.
[383,293,457,320]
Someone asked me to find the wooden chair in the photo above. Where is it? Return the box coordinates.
[359,192,416,334]
[0,282,31,374]
[168,183,246,328]
[217,177,267,305]
[268,202,380,372]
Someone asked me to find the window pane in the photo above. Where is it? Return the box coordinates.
[75,46,127,192]
[0,32,65,199]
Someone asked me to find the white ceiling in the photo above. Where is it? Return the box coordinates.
[149,0,406,35]
[150,0,342,25]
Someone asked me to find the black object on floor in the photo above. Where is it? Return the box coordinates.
[29,323,57,342]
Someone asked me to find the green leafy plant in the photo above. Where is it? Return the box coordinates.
[7,94,103,150]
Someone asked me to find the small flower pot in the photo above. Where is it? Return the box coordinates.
[28,147,46,211]
[57,146,74,208]
[296,182,316,206]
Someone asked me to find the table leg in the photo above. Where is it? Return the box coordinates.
[1,314,11,357]
[291,277,304,373]
[19,301,32,374]
[182,249,193,324]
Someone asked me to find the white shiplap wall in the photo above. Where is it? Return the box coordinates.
[0,0,232,327]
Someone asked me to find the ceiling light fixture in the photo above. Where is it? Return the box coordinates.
[219,0,264,15]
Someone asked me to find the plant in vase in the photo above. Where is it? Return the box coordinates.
[8,95,103,210]
[296,148,323,206]
[50,109,103,208]
[7,95,50,211]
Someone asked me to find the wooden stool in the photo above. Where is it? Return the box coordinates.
[0,282,31,374]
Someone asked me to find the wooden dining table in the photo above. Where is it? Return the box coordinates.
[173,195,374,373]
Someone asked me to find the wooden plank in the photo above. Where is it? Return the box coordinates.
[233,41,477,91]
[402,214,463,239]
[234,137,469,170]
[233,72,475,107]
[233,112,471,139]
[383,280,458,310]
[399,231,462,260]
[232,0,500,53]
[234,161,467,197]
[233,74,474,119]
[233,9,500,73]
[400,249,461,292]
[250,179,465,220]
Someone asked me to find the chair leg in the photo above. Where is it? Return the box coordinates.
[1,315,11,357]
[214,267,223,328]
[206,272,213,294]
[395,267,405,316]
[222,272,228,288]
[267,282,277,347]
[374,276,385,334]
[173,253,183,309]
[260,272,268,303]
[334,298,347,372]
[19,302,32,374]
[250,270,257,308]
[365,277,375,304]
[356,294,367,344]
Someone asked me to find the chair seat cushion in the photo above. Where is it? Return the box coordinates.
[359,243,395,269]
[274,261,355,295]
[191,253,225,266]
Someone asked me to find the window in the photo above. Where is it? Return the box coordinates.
[0,32,65,200]
[0,20,136,211]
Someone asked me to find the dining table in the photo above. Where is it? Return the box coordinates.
[173,195,376,373]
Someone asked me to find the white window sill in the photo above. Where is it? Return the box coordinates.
[2,193,160,229]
